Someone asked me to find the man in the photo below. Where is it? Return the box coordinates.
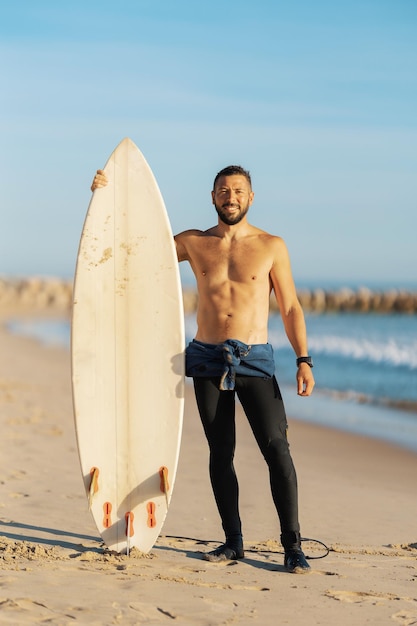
[91,164,315,573]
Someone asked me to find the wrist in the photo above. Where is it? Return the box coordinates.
[296,356,313,368]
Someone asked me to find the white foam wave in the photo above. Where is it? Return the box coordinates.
[268,330,417,369]
[308,336,417,369]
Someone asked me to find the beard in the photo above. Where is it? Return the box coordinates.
[214,201,250,226]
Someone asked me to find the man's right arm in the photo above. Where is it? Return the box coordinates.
[174,233,188,263]
[174,231,195,263]
[90,170,193,265]
[174,230,204,263]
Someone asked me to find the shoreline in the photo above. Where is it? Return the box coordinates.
[0,322,416,624]
[3,312,417,456]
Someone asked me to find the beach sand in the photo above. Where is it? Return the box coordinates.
[0,322,416,625]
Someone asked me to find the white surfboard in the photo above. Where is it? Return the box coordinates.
[71,137,185,554]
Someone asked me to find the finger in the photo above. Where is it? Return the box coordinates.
[297,374,314,396]
[91,170,108,191]
[302,380,314,396]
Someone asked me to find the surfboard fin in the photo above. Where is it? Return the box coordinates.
[103,502,112,528]
[159,466,169,507]
[88,467,100,509]
[147,502,157,528]
[125,511,135,556]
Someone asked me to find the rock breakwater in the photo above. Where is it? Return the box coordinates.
[286,286,417,314]
[1,278,416,315]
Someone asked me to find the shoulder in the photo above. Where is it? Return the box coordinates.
[254,229,288,254]
[174,228,210,248]
[175,227,220,244]
[254,232,291,271]
[175,228,206,240]
[174,228,212,261]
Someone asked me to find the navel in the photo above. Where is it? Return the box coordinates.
[251,275,257,280]
[202,271,207,276]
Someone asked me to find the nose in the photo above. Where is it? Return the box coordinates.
[225,190,237,203]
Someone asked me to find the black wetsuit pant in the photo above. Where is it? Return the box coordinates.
[193,375,301,550]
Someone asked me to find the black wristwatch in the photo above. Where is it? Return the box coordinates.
[296,356,313,368]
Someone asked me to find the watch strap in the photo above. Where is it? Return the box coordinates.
[296,356,313,368]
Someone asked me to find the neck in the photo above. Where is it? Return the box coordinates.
[215,218,250,239]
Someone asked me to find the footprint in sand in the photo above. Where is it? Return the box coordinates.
[0,597,74,623]
[391,609,417,625]
[325,589,413,605]
[129,601,177,620]
[8,469,27,480]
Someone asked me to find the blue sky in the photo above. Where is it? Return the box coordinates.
[1,0,416,287]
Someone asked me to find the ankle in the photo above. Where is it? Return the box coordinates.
[281,531,301,551]
[225,533,244,550]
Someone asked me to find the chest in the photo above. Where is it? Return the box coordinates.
[191,238,272,283]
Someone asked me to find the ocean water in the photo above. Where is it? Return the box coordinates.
[7,312,417,453]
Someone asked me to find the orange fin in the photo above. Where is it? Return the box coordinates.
[103,502,112,528]
[147,502,157,528]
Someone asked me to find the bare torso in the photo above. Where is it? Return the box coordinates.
[175,225,282,344]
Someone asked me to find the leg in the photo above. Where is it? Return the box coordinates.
[235,376,300,541]
[193,377,244,558]
[236,376,310,573]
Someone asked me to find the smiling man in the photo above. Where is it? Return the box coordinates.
[92,164,315,573]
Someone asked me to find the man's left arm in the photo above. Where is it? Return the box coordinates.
[270,237,315,396]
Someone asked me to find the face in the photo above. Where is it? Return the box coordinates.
[211,175,254,226]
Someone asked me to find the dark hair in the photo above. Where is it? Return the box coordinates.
[213,165,252,190]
